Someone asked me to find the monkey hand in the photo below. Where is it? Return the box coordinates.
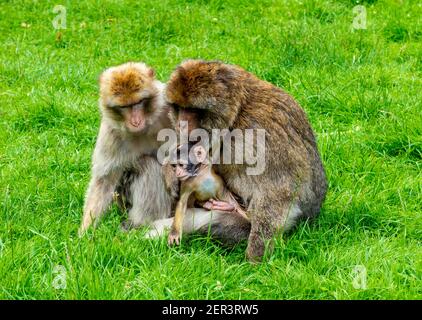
[203,199,250,221]
[203,199,235,212]
[202,200,213,210]
[168,230,181,246]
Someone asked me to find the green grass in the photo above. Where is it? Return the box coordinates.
[0,0,421,299]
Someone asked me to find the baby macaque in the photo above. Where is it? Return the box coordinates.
[168,142,249,245]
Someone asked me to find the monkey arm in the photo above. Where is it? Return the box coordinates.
[162,160,179,199]
[187,196,196,207]
[79,170,122,235]
[168,191,191,245]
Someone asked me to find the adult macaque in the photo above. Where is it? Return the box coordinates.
[165,59,328,261]
[79,62,173,235]
[167,142,249,245]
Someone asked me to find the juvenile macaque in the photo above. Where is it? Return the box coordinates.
[79,62,173,234]
[166,60,327,261]
[167,143,248,245]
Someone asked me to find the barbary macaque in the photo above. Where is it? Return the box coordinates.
[79,62,173,235]
[165,59,328,261]
[167,142,249,245]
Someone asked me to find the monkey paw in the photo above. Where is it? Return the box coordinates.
[168,231,181,246]
[203,199,235,212]
[202,200,213,210]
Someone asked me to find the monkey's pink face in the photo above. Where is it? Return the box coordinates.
[120,103,146,133]
[109,98,154,134]
[173,163,190,181]
[171,144,206,181]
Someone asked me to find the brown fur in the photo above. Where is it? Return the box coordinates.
[166,59,327,261]
[100,62,156,107]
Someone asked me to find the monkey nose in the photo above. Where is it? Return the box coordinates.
[131,119,142,127]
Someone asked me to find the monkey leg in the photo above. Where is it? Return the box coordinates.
[246,195,302,263]
[122,157,173,230]
[203,199,250,222]
[168,191,190,246]
[145,208,214,239]
[200,209,251,246]
[203,199,235,211]
[144,217,173,238]
[79,172,121,235]
[145,208,250,246]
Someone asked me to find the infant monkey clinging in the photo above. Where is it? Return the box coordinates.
[167,142,249,246]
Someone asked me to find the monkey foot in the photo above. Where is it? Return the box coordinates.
[203,199,235,212]
[203,199,249,221]
[168,232,181,246]
[202,201,213,210]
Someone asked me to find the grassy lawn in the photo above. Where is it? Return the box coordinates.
[0,0,421,299]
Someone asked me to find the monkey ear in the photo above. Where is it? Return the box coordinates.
[193,145,207,163]
[148,67,155,78]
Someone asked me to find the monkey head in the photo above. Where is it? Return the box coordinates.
[166,60,245,132]
[171,142,207,181]
[169,107,199,135]
[99,62,163,134]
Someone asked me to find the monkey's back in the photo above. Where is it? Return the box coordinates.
[217,65,327,219]
[167,59,327,221]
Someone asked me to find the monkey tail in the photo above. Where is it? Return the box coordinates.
[199,211,251,246]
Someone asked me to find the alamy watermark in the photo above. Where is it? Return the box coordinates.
[0,239,4,257]
[52,265,67,290]
[52,5,67,30]
[166,44,182,58]
[352,5,367,30]
[156,122,266,176]
[351,265,367,290]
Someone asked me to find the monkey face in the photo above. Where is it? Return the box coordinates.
[171,143,207,181]
[99,62,160,134]
[173,163,191,181]
[117,100,149,133]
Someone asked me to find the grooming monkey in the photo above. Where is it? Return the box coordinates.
[79,62,173,234]
[165,60,328,261]
[167,142,249,245]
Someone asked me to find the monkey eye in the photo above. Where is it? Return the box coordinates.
[142,98,152,111]
[172,103,180,112]
[114,99,145,109]
[110,104,131,109]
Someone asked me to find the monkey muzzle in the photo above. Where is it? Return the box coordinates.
[129,103,146,132]
[175,166,190,181]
